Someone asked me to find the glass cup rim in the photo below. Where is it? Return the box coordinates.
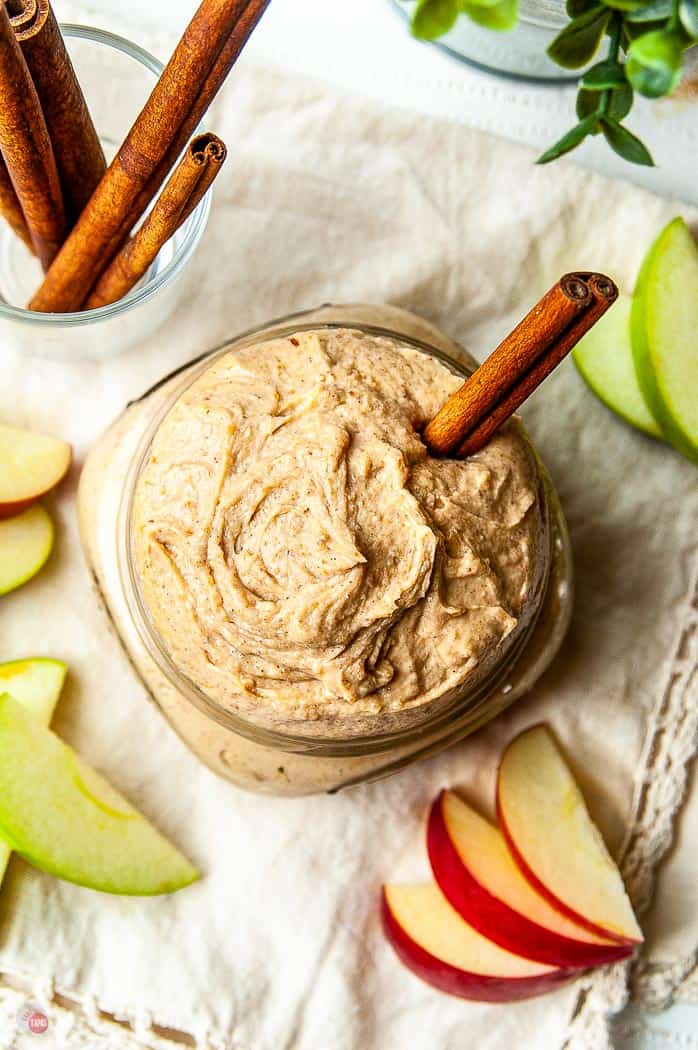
[0,23,212,329]
[116,315,559,757]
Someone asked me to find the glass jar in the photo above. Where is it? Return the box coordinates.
[391,0,583,83]
[78,304,573,795]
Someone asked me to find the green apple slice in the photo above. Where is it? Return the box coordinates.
[0,694,198,895]
[0,658,67,886]
[0,658,67,721]
[631,217,698,463]
[0,504,54,595]
[573,295,662,438]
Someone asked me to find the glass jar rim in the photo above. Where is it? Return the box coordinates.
[0,24,212,328]
[118,316,559,757]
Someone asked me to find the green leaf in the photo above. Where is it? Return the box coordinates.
[536,114,599,163]
[547,8,611,69]
[600,118,655,163]
[411,0,460,38]
[602,0,646,9]
[626,29,684,97]
[581,58,628,88]
[576,86,599,118]
[566,0,596,15]
[576,81,633,126]
[679,0,698,37]
[623,18,664,42]
[625,0,671,20]
[575,88,605,130]
[462,0,518,30]
[462,0,507,12]
[608,81,634,119]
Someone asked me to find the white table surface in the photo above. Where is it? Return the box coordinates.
[51,1,698,1046]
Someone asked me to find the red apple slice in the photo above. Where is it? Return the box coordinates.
[497,725,642,945]
[382,883,573,1002]
[428,790,633,968]
[0,424,71,519]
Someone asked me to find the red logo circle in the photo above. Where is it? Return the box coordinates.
[27,1011,49,1034]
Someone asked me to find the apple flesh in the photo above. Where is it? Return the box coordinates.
[428,790,633,968]
[0,693,198,895]
[0,658,67,885]
[573,295,661,439]
[631,217,698,463]
[0,658,67,721]
[0,504,54,595]
[382,883,572,1001]
[0,424,71,518]
[497,726,642,945]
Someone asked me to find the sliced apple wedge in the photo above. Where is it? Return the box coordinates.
[0,658,67,886]
[0,424,71,518]
[497,726,642,945]
[0,504,54,596]
[428,790,633,968]
[573,295,661,439]
[631,217,698,463]
[382,883,572,1001]
[0,658,67,721]
[0,693,198,895]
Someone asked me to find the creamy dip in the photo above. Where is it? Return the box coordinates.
[133,327,544,731]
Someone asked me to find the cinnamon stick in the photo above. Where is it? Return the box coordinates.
[0,1,38,253]
[10,0,106,226]
[423,273,618,458]
[120,0,269,244]
[86,133,227,310]
[0,1,65,269]
[5,0,37,31]
[29,0,270,313]
[0,153,33,251]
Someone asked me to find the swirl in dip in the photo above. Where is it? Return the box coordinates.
[133,328,545,734]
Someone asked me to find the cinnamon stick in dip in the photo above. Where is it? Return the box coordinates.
[423,273,618,458]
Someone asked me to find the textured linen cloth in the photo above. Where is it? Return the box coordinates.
[0,56,697,1050]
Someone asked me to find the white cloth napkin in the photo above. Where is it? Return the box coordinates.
[0,58,697,1050]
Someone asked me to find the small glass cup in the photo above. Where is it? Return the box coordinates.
[78,304,574,796]
[0,25,211,360]
[391,0,582,83]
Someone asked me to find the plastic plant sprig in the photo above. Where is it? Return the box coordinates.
[409,0,697,165]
